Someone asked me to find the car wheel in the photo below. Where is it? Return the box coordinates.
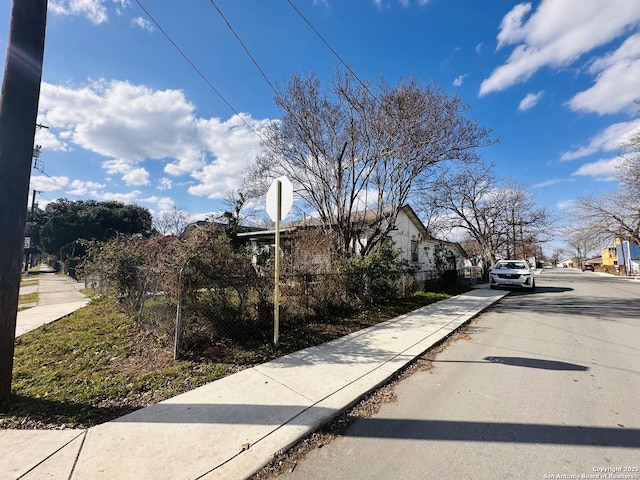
[530,280,536,292]
[490,285,496,290]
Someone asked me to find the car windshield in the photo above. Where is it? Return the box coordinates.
[496,262,527,270]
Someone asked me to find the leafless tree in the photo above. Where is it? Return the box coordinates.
[562,226,604,263]
[424,162,505,271]
[153,207,190,236]
[619,131,640,201]
[574,133,640,244]
[412,189,449,238]
[424,162,554,271]
[498,179,555,259]
[249,69,494,257]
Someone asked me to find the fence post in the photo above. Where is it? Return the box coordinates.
[174,267,184,360]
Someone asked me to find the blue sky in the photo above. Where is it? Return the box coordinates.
[2,0,639,234]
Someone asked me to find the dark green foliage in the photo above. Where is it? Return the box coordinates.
[40,199,153,258]
[337,241,417,305]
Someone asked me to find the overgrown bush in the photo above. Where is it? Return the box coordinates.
[81,223,421,354]
[337,241,417,305]
[81,238,152,312]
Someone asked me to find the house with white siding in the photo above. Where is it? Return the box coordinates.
[237,205,469,285]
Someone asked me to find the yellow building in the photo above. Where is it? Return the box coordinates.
[601,238,621,271]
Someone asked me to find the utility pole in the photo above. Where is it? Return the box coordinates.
[0,0,48,402]
[31,189,42,215]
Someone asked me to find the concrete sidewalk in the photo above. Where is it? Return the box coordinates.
[2,287,507,480]
[16,267,90,337]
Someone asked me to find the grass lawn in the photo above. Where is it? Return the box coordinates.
[18,273,40,310]
[1,287,469,429]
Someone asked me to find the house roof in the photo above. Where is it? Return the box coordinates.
[236,204,431,241]
[181,220,262,239]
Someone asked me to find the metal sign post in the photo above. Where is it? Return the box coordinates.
[266,176,293,348]
[273,180,281,348]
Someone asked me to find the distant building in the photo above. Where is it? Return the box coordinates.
[616,240,640,275]
[601,239,620,273]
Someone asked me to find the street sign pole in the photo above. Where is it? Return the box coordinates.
[266,176,292,349]
[273,180,281,348]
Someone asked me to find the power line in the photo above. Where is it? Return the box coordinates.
[36,170,85,202]
[208,0,279,97]
[285,0,378,104]
[133,0,267,142]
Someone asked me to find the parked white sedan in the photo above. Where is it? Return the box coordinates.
[489,260,536,291]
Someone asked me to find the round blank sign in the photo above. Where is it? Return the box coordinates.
[266,176,293,222]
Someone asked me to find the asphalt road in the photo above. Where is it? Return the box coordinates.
[279,269,640,480]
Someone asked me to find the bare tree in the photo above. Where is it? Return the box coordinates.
[412,188,449,238]
[498,179,555,259]
[574,133,640,244]
[619,131,640,201]
[424,162,554,271]
[562,226,604,263]
[250,69,494,257]
[153,207,190,236]
[425,162,506,271]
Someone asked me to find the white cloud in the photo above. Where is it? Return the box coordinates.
[141,195,175,212]
[568,34,640,115]
[571,157,622,180]
[38,78,275,199]
[39,79,202,181]
[561,119,640,160]
[30,175,70,192]
[532,177,573,188]
[453,74,467,87]
[158,177,173,190]
[34,127,68,152]
[68,179,106,196]
[556,199,576,210]
[100,190,142,203]
[496,2,532,49]
[188,114,271,199]
[518,91,543,111]
[480,0,640,96]
[122,167,150,186]
[132,16,154,32]
[49,0,109,24]
[103,159,149,186]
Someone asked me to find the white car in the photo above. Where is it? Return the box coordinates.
[489,260,535,291]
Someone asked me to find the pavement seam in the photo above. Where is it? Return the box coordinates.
[67,430,88,480]
[14,430,86,480]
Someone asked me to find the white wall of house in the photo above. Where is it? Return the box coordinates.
[240,205,469,282]
[387,208,426,266]
[386,208,468,281]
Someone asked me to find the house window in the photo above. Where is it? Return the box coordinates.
[411,239,419,262]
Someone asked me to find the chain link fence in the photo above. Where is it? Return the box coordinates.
[84,260,472,360]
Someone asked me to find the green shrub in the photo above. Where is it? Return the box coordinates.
[337,241,417,305]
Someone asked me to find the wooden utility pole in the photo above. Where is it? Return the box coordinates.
[0,0,48,402]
